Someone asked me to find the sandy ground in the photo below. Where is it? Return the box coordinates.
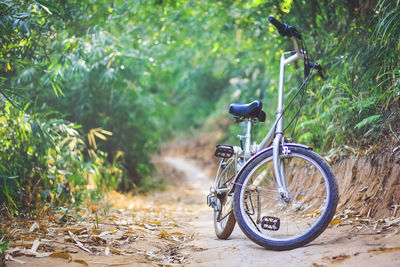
[5,156,400,267]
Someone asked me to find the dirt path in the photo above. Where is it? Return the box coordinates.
[5,157,400,266]
[164,157,400,267]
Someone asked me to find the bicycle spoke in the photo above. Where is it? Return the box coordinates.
[246,210,262,233]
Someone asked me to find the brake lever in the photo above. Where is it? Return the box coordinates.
[316,63,327,80]
[309,62,327,80]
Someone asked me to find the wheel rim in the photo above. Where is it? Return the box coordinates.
[238,152,331,242]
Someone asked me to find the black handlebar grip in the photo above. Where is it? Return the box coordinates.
[268,16,285,34]
[268,16,303,39]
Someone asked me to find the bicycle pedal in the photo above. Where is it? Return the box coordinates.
[261,216,280,231]
[215,144,234,158]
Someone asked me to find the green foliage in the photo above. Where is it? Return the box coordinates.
[0,104,49,215]
[0,239,9,257]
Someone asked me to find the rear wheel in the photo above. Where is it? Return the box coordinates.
[233,146,338,250]
[214,157,236,239]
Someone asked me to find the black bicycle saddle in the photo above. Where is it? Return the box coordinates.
[229,100,266,122]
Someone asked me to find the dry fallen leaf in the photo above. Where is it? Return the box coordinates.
[68,231,92,253]
[9,247,51,258]
[29,222,40,232]
[5,254,26,264]
[158,230,171,239]
[31,239,40,252]
[50,252,72,262]
[105,244,122,255]
[369,246,400,254]
[10,240,35,249]
[59,227,88,235]
[73,259,89,266]
[329,219,342,225]
[170,232,184,236]
[90,235,107,245]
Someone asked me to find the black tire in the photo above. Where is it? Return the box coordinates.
[214,158,236,239]
[233,146,338,250]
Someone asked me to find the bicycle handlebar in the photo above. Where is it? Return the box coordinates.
[267,16,302,40]
[268,16,327,80]
[268,16,286,34]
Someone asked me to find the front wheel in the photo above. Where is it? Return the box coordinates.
[233,146,338,250]
[213,157,236,239]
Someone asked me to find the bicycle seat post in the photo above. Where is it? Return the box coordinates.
[243,118,253,161]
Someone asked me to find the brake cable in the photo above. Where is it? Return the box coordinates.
[283,64,315,138]
[273,64,315,137]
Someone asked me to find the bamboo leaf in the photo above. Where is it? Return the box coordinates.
[354,115,381,129]
[93,131,107,140]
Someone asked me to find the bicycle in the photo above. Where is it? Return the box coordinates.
[207,16,338,251]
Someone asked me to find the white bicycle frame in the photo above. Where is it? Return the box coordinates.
[228,37,305,200]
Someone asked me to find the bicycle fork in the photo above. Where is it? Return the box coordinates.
[273,134,291,203]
